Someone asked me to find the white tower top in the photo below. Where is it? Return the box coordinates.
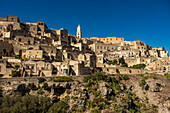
[76,24,81,39]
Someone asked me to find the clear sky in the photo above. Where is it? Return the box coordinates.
[1,0,170,53]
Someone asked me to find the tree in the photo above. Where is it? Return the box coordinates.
[48,100,69,113]
[38,77,45,84]
[113,59,117,65]
[119,58,125,65]
[42,83,49,90]
[131,64,146,69]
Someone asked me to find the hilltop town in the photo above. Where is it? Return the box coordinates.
[0,15,170,113]
[0,15,169,77]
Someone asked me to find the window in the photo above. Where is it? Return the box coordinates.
[32,66,34,70]
[64,69,68,74]
[19,38,21,42]
[97,46,99,49]
[100,46,102,49]
[104,46,106,49]
[107,47,109,50]
[138,47,140,49]
[0,66,1,72]
[28,39,30,45]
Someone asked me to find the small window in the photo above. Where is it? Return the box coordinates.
[19,38,21,42]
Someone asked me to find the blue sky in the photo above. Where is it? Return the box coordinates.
[1,0,170,52]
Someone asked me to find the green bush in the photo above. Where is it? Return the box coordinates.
[164,73,170,81]
[145,84,149,91]
[55,59,60,62]
[131,64,146,69]
[53,76,74,82]
[28,83,36,90]
[38,77,46,83]
[0,93,52,113]
[118,58,128,67]
[42,83,49,90]
[120,74,129,80]
[48,100,69,113]
[139,79,146,88]
[151,73,158,79]
[15,65,20,70]
[12,71,20,77]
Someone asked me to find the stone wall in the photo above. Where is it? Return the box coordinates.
[0,41,14,57]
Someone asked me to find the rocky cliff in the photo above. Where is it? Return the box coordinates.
[0,72,170,113]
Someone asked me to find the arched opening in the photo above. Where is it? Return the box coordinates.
[19,50,22,56]
[19,38,21,42]
[28,39,30,45]
[163,67,166,71]
[3,49,6,55]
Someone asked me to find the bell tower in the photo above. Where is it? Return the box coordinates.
[76,24,81,39]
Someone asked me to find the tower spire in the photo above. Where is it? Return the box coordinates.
[76,24,81,38]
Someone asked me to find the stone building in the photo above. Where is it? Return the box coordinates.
[50,28,68,45]
[90,37,124,44]
[0,41,14,57]
[22,60,52,76]
[89,42,119,54]
[22,50,43,60]
[7,16,20,22]
[15,36,34,45]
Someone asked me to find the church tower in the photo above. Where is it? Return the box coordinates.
[76,24,81,38]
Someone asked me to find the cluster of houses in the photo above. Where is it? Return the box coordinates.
[0,15,169,78]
